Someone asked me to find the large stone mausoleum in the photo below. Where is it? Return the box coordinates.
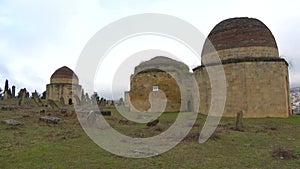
[46,66,82,105]
[126,17,291,118]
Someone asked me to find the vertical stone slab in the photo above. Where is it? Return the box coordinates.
[12,86,15,98]
[18,89,26,106]
[235,111,243,130]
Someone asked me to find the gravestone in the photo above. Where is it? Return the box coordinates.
[3,79,9,100]
[74,95,81,105]
[235,111,243,130]
[32,91,43,106]
[11,86,15,98]
[25,92,29,98]
[2,119,22,126]
[39,116,61,124]
[47,100,60,110]
[18,88,26,106]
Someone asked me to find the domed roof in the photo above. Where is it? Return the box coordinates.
[202,17,279,61]
[134,56,189,74]
[50,66,78,81]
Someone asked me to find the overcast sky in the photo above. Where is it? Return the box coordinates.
[0,0,300,99]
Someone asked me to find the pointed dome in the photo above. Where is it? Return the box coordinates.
[50,66,79,84]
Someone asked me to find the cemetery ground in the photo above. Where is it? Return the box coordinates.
[0,101,300,168]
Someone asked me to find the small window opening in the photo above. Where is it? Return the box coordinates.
[153,86,159,91]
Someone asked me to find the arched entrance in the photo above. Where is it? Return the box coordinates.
[68,98,73,105]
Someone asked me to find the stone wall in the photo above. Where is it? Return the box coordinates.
[202,46,279,64]
[50,77,79,84]
[194,60,291,117]
[46,83,82,105]
[129,70,193,112]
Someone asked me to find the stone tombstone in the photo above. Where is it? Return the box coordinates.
[8,88,11,97]
[11,86,15,98]
[18,88,26,106]
[3,90,8,100]
[85,93,90,103]
[3,79,9,100]
[39,116,61,124]
[2,119,22,126]
[25,92,29,98]
[99,98,105,106]
[81,90,85,99]
[60,97,65,105]
[4,79,9,91]
[74,95,81,105]
[235,111,244,130]
[32,91,43,106]
[32,91,38,98]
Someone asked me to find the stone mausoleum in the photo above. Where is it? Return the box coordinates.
[46,66,82,105]
[128,56,194,112]
[126,17,291,118]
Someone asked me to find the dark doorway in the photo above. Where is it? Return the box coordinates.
[68,98,73,105]
[187,100,192,112]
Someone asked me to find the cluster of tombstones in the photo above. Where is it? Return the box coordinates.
[1,79,38,106]
[1,79,48,107]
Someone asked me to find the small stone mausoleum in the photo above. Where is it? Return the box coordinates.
[46,66,82,105]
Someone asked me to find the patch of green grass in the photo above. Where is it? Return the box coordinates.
[0,106,299,169]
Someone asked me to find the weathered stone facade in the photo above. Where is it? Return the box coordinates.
[194,17,291,117]
[46,66,82,105]
[126,17,291,118]
[194,59,290,117]
[128,57,193,112]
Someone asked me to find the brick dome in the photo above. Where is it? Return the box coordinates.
[202,17,279,63]
[50,66,79,84]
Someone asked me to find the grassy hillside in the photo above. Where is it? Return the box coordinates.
[0,105,299,169]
